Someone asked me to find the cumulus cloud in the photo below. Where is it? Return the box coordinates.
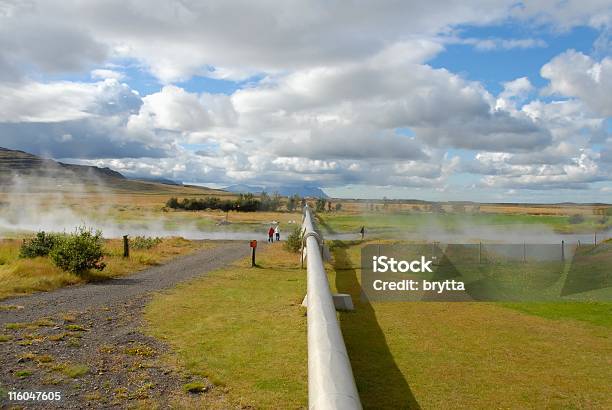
[541,50,612,116]
[2,1,606,83]
[0,79,141,123]
[474,150,605,190]
[0,78,170,158]
[0,1,610,198]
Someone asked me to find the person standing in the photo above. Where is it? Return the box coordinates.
[360,226,365,240]
[268,226,275,242]
[275,225,280,241]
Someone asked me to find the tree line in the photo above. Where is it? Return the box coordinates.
[166,193,307,212]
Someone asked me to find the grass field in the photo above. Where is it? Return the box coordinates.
[0,237,206,300]
[145,243,308,409]
[144,241,611,409]
[318,212,610,236]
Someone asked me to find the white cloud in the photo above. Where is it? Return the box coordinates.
[0,1,611,199]
[91,68,125,81]
[3,0,607,83]
[0,79,139,123]
[541,50,612,116]
[476,150,604,190]
[457,37,547,51]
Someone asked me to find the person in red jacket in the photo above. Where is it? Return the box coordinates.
[268,226,275,242]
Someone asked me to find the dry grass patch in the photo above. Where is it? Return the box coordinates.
[0,237,207,299]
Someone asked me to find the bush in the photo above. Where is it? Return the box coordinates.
[315,197,326,212]
[568,214,585,224]
[166,197,180,209]
[20,231,60,258]
[284,226,303,253]
[131,236,163,250]
[49,227,106,275]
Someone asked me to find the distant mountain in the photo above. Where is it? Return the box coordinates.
[0,147,125,181]
[225,184,328,198]
[133,176,182,186]
[225,184,264,194]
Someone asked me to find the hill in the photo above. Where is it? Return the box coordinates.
[0,147,124,181]
[0,147,225,195]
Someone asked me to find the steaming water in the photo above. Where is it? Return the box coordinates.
[319,225,611,244]
[1,175,608,243]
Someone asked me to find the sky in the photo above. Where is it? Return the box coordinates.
[0,0,611,203]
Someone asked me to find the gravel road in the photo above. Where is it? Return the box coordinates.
[0,240,250,408]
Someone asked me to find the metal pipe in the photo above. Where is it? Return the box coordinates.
[303,206,362,410]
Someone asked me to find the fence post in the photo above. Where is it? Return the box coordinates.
[123,235,129,258]
[561,240,565,261]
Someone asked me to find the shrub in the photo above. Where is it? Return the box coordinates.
[166,197,180,209]
[20,231,60,258]
[49,227,106,275]
[568,214,585,224]
[131,236,162,250]
[315,197,326,212]
[284,226,303,253]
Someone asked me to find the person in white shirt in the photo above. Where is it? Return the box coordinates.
[275,225,280,241]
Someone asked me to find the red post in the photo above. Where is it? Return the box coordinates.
[250,240,257,267]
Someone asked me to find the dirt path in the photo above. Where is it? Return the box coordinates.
[0,241,249,408]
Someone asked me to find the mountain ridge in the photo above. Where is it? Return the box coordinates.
[225,184,328,198]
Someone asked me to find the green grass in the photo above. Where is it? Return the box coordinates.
[15,370,32,378]
[145,240,611,409]
[183,381,208,394]
[145,244,307,408]
[502,302,612,327]
[328,241,611,409]
[319,212,606,236]
[55,363,89,378]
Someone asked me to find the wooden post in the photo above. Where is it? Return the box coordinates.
[123,235,129,258]
[561,240,565,261]
[252,247,256,267]
[594,233,597,246]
